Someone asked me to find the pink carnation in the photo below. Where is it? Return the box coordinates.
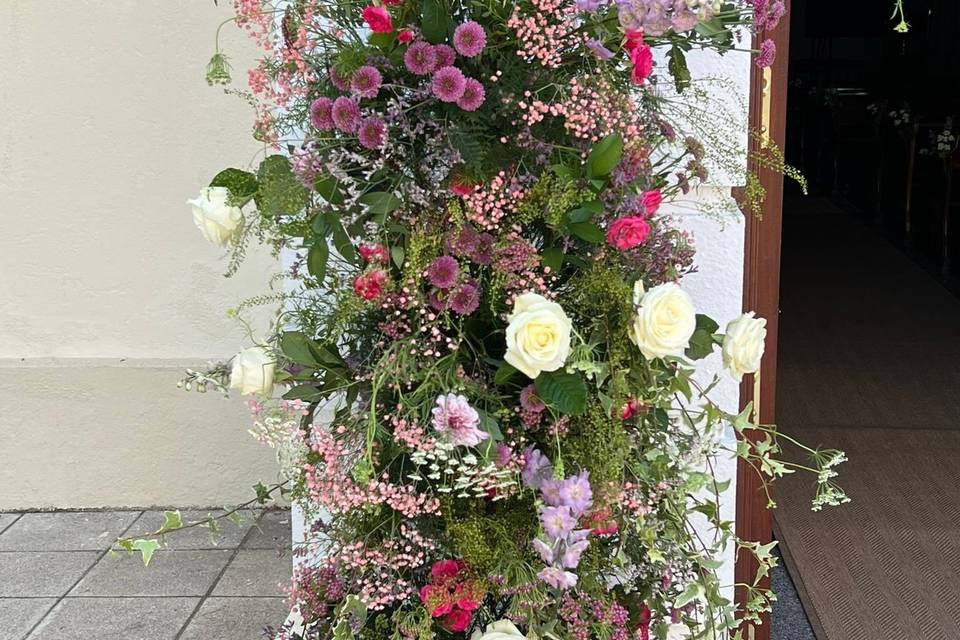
[606,216,651,250]
[431,393,488,447]
[641,189,662,215]
[362,5,393,33]
[453,21,487,58]
[309,97,335,130]
[431,66,467,102]
[404,41,437,75]
[457,78,485,111]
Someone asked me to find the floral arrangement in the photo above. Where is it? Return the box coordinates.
[146,0,849,638]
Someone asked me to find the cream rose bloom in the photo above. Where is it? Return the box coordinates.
[722,311,767,381]
[229,346,276,396]
[472,620,528,640]
[504,292,572,379]
[629,282,696,360]
[665,623,692,640]
[188,186,243,246]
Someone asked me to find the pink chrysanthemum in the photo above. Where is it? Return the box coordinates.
[309,97,335,130]
[357,117,387,149]
[351,65,382,99]
[432,66,467,103]
[433,44,456,68]
[449,282,480,315]
[329,66,350,91]
[331,96,361,132]
[404,41,437,75]
[456,78,485,111]
[453,21,487,58]
[427,255,459,289]
[430,393,488,447]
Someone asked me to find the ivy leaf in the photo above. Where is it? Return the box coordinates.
[209,168,258,206]
[281,331,319,367]
[359,191,402,216]
[494,361,518,385]
[160,510,182,533]
[478,410,504,441]
[253,481,272,504]
[541,247,564,272]
[674,582,705,608]
[256,155,308,216]
[421,0,450,44]
[132,539,161,567]
[685,314,720,360]
[535,371,587,416]
[668,46,692,93]
[569,222,605,244]
[586,133,623,179]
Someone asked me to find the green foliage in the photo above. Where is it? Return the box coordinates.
[210,168,258,206]
[255,155,308,217]
[586,133,624,179]
[565,402,630,486]
[535,370,588,416]
[421,0,450,44]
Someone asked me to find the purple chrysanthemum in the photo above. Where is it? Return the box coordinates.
[350,65,382,99]
[329,66,351,91]
[309,97,335,130]
[453,21,486,58]
[432,44,456,68]
[431,66,467,102]
[404,41,437,75]
[541,506,577,540]
[449,282,480,315]
[538,566,578,590]
[357,117,387,149]
[331,96,361,132]
[456,78,485,111]
[756,38,776,68]
[427,255,459,288]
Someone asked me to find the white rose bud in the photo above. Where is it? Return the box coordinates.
[722,311,767,381]
[188,186,243,246]
[472,620,528,640]
[665,623,693,640]
[629,282,696,360]
[229,346,276,396]
[504,292,572,379]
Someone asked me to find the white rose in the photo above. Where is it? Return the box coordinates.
[722,311,767,381]
[629,282,696,360]
[229,346,276,396]
[665,623,692,640]
[504,292,572,379]
[472,620,528,640]
[188,186,243,246]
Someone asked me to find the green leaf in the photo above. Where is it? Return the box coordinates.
[478,410,504,441]
[311,213,330,237]
[569,222,605,244]
[534,371,587,416]
[586,133,623,179]
[494,361,518,385]
[674,582,705,608]
[281,331,319,367]
[421,0,449,44]
[132,539,161,567]
[359,191,402,216]
[209,168,258,206]
[685,314,720,360]
[283,384,326,402]
[255,155,308,216]
[391,244,405,269]
[315,175,345,205]
[308,241,330,282]
[331,223,357,263]
[253,481,272,504]
[541,247,564,272]
[566,200,602,224]
[160,510,182,533]
[668,45,692,93]
[368,31,395,49]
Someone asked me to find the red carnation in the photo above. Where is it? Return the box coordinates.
[362,5,393,33]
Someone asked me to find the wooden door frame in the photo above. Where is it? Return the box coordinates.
[735,2,791,638]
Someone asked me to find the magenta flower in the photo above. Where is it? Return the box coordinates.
[309,97,335,130]
[456,78,485,112]
[433,44,456,68]
[453,21,486,58]
[350,65,382,99]
[449,282,480,315]
[331,96,361,132]
[427,255,459,289]
[357,117,387,149]
[430,393,488,447]
[538,566,578,590]
[404,41,437,75]
[756,38,776,68]
[432,66,467,103]
[329,66,351,91]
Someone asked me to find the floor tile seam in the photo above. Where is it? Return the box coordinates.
[0,513,24,536]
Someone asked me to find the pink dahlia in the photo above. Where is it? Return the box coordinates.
[606,216,651,250]
[432,44,456,68]
[453,21,486,58]
[361,5,393,33]
[350,65,382,99]
[432,66,467,102]
[357,117,387,149]
[329,66,350,91]
[404,40,437,75]
[431,393,488,447]
[456,78,485,111]
[331,96,361,132]
[309,97,335,130]
[427,255,459,289]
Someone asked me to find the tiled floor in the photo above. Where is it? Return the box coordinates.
[0,509,293,640]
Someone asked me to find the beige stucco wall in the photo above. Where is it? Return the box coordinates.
[0,3,280,508]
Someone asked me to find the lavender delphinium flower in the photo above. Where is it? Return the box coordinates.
[538,566,578,590]
[522,447,553,489]
[430,393,488,447]
[586,38,615,61]
[577,0,609,10]
[432,66,467,102]
[404,41,437,75]
[541,506,577,539]
[357,117,387,149]
[351,65,382,99]
[427,256,459,288]
[453,21,487,58]
[331,96,361,132]
[558,471,593,516]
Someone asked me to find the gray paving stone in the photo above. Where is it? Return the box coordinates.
[178,597,288,639]
[0,551,99,597]
[212,550,292,597]
[0,598,56,639]
[123,510,256,550]
[242,510,292,550]
[70,549,232,597]
[0,512,23,535]
[27,597,198,640]
[0,511,140,551]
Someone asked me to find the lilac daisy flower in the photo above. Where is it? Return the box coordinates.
[522,447,553,489]
[404,41,437,75]
[432,66,467,102]
[430,393,488,447]
[331,96,360,132]
[329,66,351,91]
[586,38,615,61]
[350,65,382,99]
[449,282,480,315]
[558,471,593,517]
[433,44,457,68]
[357,117,387,149]
[453,21,486,58]
[541,506,576,539]
[309,97,335,130]
[427,255,459,289]
[456,78,485,111]
[538,566,578,590]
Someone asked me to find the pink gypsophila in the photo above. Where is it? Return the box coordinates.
[453,21,487,58]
